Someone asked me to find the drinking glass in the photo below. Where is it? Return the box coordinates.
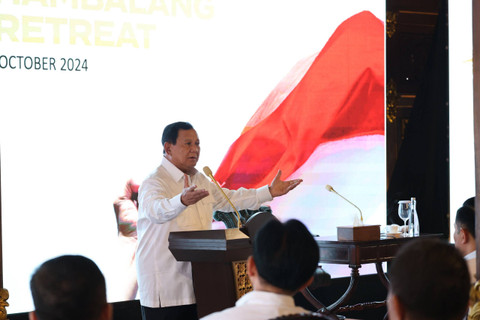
[398,200,411,237]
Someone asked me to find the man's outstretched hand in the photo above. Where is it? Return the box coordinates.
[269,170,303,198]
[181,175,209,206]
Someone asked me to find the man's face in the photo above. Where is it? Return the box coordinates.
[165,129,200,174]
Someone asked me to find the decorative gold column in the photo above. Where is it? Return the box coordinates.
[0,288,9,320]
[386,11,398,38]
[232,260,252,300]
[387,78,399,123]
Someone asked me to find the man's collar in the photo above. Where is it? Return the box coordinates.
[465,250,476,260]
[161,157,198,182]
[161,157,185,182]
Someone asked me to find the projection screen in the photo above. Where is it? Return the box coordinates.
[0,0,385,313]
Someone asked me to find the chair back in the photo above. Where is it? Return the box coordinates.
[240,210,278,239]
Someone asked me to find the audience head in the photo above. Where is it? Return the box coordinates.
[463,196,475,209]
[455,205,475,238]
[161,121,194,154]
[29,255,111,320]
[387,238,470,320]
[454,198,476,256]
[250,219,319,294]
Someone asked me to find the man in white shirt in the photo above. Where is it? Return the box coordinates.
[453,197,476,284]
[201,218,320,320]
[136,121,303,320]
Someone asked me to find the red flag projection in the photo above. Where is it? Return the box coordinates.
[215,11,384,190]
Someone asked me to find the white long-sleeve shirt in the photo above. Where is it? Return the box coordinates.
[136,157,272,308]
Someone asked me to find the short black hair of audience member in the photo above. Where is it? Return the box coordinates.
[161,121,194,152]
[388,238,470,320]
[463,196,475,209]
[253,219,319,293]
[456,204,476,238]
[30,255,109,320]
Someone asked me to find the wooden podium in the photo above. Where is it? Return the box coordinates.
[168,228,253,318]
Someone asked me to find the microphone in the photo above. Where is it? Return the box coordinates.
[203,166,242,228]
[325,184,364,224]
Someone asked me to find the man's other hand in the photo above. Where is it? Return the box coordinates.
[269,170,303,198]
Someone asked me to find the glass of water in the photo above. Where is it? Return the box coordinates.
[398,200,411,237]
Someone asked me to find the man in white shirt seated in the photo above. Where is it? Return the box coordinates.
[454,197,476,284]
[201,218,320,320]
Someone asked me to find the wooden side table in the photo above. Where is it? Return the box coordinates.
[302,234,443,314]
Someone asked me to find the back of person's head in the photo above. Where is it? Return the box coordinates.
[456,204,476,238]
[253,219,319,293]
[463,196,475,209]
[30,255,109,320]
[388,238,470,320]
[162,121,194,148]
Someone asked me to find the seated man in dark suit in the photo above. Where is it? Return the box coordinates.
[29,255,112,320]
[201,219,320,320]
[387,238,470,320]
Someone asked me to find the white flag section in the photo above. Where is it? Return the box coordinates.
[0,0,385,313]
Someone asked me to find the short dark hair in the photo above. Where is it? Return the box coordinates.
[456,204,475,238]
[389,238,470,320]
[30,255,107,320]
[161,122,194,152]
[253,219,319,292]
[463,196,475,208]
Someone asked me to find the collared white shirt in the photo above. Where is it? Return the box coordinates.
[136,157,272,308]
[465,250,477,284]
[465,250,476,261]
[200,290,310,320]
